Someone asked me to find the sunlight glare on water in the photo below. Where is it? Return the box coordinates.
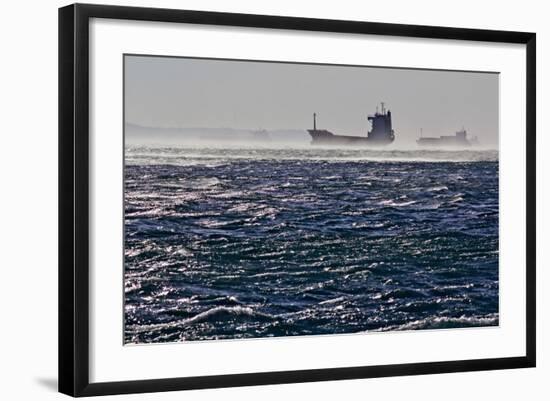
[124,146,499,343]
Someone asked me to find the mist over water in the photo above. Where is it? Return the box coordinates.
[126,143,499,164]
[124,145,499,343]
[125,124,499,151]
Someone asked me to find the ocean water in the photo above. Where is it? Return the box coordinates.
[124,146,499,343]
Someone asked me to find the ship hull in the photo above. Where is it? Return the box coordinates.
[308,129,394,146]
[416,138,471,148]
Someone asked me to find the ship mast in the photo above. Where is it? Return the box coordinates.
[313,112,317,130]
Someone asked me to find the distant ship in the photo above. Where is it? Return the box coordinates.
[252,128,271,142]
[308,103,395,146]
[417,128,478,148]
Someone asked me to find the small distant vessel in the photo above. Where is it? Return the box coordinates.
[417,128,478,148]
[252,128,271,142]
[308,103,395,146]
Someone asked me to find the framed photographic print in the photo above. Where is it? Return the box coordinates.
[58,3,536,397]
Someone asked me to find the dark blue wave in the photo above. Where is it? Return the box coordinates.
[124,149,499,343]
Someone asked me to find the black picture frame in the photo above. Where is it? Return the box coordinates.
[59,3,536,397]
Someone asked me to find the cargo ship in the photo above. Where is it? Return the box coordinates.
[308,103,395,146]
[416,128,478,148]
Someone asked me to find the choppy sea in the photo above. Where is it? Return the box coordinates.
[124,147,499,343]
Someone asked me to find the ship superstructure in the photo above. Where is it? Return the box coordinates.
[307,103,395,146]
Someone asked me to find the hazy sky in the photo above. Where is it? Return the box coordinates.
[125,55,499,147]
